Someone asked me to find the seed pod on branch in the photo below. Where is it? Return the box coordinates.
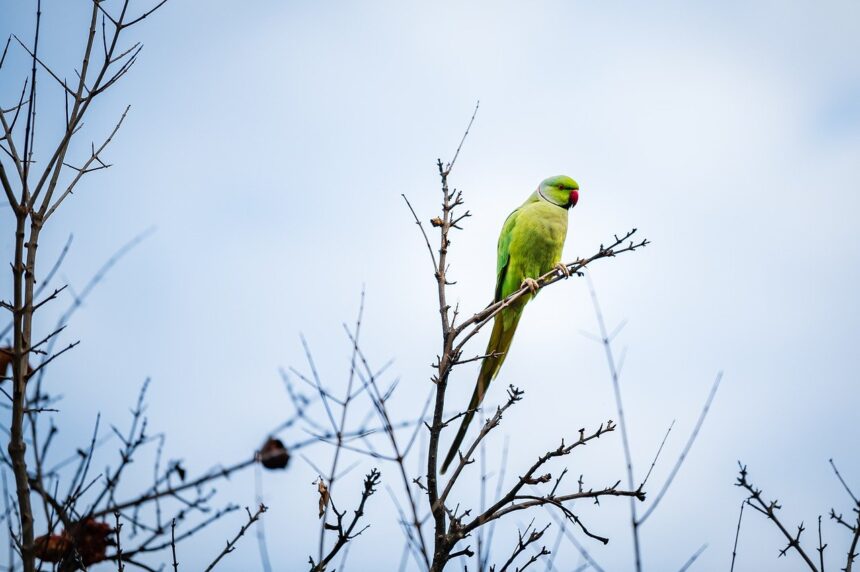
[33,519,113,567]
[258,437,290,470]
[74,519,113,565]
[33,534,71,563]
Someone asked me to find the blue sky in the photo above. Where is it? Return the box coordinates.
[2,1,860,570]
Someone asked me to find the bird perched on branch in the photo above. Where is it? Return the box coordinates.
[441,175,579,474]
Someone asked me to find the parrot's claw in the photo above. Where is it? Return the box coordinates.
[555,263,571,278]
[522,277,540,294]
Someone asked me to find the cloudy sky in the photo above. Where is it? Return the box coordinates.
[2,0,859,570]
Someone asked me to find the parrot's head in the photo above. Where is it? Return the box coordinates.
[538,175,579,209]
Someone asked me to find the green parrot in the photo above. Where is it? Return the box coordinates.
[441,175,580,474]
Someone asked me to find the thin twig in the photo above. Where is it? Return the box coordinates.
[639,372,723,524]
[730,500,745,572]
[445,101,479,174]
[677,543,707,572]
[170,518,179,571]
[736,463,819,571]
[203,504,267,572]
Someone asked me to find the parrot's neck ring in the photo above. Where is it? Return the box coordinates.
[537,185,568,208]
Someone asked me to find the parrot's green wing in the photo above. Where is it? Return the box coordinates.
[494,209,519,302]
[441,208,527,474]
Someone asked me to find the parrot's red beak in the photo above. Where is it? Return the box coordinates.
[569,189,579,208]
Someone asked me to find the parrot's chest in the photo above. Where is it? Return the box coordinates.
[510,204,567,267]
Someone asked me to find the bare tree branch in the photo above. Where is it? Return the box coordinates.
[736,463,819,571]
[203,504,267,572]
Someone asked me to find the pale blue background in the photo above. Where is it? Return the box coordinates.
[2,0,859,570]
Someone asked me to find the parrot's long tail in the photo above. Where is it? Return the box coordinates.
[440,309,522,474]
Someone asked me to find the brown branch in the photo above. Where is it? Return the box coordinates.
[847,521,860,572]
[0,78,27,181]
[730,500,746,572]
[451,229,649,358]
[445,100,479,173]
[544,507,606,572]
[27,0,100,211]
[639,420,675,492]
[170,518,179,571]
[829,458,860,572]
[10,34,76,97]
[119,503,239,558]
[1,160,16,209]
[25,340,79,378]
[121,0,171,29]
[462,420,643,539]
[20,0,42,203]
[830,458,858,505]
[343,326,432,567]
[817,515,826,572]
[310,469,381,572]
[736,463,819,571]
[88,456,257,519]
[482,485,645,533]
[311,293,378,565]
[401,194,438,270]
[438,386,523,508]
[425,156,462,571]
[497,520,550,572]
[43,105,130,221]
[114,511,125,572]
[203,504,267,572]
[0,35,10,68]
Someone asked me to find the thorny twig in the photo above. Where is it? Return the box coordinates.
[735,463,819,570]
[309,469,382,572]
[203,504,267,572]
[495,520,550,572]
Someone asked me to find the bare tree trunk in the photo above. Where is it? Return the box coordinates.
[9,211,36,571]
